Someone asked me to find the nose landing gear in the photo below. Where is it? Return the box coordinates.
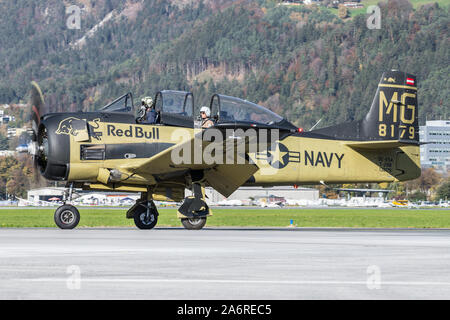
[54,204,80,229]
[54,183,81,229]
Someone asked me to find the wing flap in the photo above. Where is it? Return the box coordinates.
[204,163,258,198]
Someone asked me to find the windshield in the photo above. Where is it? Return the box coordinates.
[213,94,283,125]
[99,92,133,113]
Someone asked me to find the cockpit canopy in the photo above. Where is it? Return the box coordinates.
[98,90,292,129]
[99,92,134,113]
[153,90,194,127]
[154,90,193,117]
[209,94,283,126]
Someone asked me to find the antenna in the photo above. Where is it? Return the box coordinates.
[309,118,322,131]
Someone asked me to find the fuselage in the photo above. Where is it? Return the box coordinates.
[39,112,420,192]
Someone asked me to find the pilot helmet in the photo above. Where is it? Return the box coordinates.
[200,106,211,117]
[141,96,153,107]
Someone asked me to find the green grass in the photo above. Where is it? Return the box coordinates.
[326,0,450,18]
[1,208,450,228]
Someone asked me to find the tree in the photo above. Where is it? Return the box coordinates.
[0,132,8,150]
[436,180,450,201]
[338,6,348,19]
[408,191,427,202]
[404,168,441,196]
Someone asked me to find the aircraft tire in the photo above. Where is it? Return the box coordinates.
[181,217,207,230]
[54,205,80,229]
[133,203,158,230]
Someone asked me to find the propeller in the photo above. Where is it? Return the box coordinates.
[28,81,47,180]
[29,81,46,141]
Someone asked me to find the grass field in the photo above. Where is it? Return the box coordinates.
[326,0,449,18]
[0,207,450,228]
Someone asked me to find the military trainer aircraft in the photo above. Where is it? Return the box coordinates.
[28,70,420,230]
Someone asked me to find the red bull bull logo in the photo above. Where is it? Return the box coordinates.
[55,117,102,140]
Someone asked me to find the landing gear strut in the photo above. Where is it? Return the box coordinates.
[178,183,210,230]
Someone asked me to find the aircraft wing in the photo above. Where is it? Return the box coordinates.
[123,130,259,197]
[122,133,212,174]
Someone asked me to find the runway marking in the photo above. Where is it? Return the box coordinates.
[16,278,450,286]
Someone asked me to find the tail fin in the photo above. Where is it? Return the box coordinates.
[362,70,418,144]
[312,70,419,145]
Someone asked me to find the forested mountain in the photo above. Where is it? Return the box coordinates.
[0,0,448,130]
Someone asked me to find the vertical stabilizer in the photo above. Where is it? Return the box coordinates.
[362,70,418,144]
[311,70,418,144]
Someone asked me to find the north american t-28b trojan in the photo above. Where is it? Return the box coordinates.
[28,70,420,230]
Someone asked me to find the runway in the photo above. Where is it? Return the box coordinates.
[1,228,450,299]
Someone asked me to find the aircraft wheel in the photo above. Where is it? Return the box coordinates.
[54,205,80,229]
[181,217,207,230]
[133,202,158,230]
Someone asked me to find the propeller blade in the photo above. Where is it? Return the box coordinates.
[29,81,45,141]
[28,82,47,178]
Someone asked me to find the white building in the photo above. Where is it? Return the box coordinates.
[27,187,139,206]
[200,186,319,205]
[0,150,16,157]
[419,120,450,172]
[7,127,26,138]
[27,186,319,207]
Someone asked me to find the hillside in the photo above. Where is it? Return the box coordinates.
[0,0,448,130]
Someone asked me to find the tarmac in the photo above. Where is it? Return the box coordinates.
[1,228,450,299]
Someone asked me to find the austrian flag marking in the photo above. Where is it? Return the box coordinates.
[406,78,415,86]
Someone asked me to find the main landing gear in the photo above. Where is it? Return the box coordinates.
[128,199,159,230]
[177,183,210,230]
[126,184,210,230]
[125,191,159,230]
[53,183,210,230]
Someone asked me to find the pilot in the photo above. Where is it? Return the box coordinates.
[140,96,157,124]
[200,106,214,128]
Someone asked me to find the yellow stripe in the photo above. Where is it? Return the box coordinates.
[379,84,417,90]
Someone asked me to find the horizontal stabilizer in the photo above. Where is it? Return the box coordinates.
[344,140,416,150]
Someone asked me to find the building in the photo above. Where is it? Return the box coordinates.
[27,188,66,203]
[27,187,139,206]
[0,150,16,157]
[0,113,15,124]
[27,186,319,207]
[419,120,450,172]
[7,127,27,138]
[342,2,363,8]
[198,186,319,205]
